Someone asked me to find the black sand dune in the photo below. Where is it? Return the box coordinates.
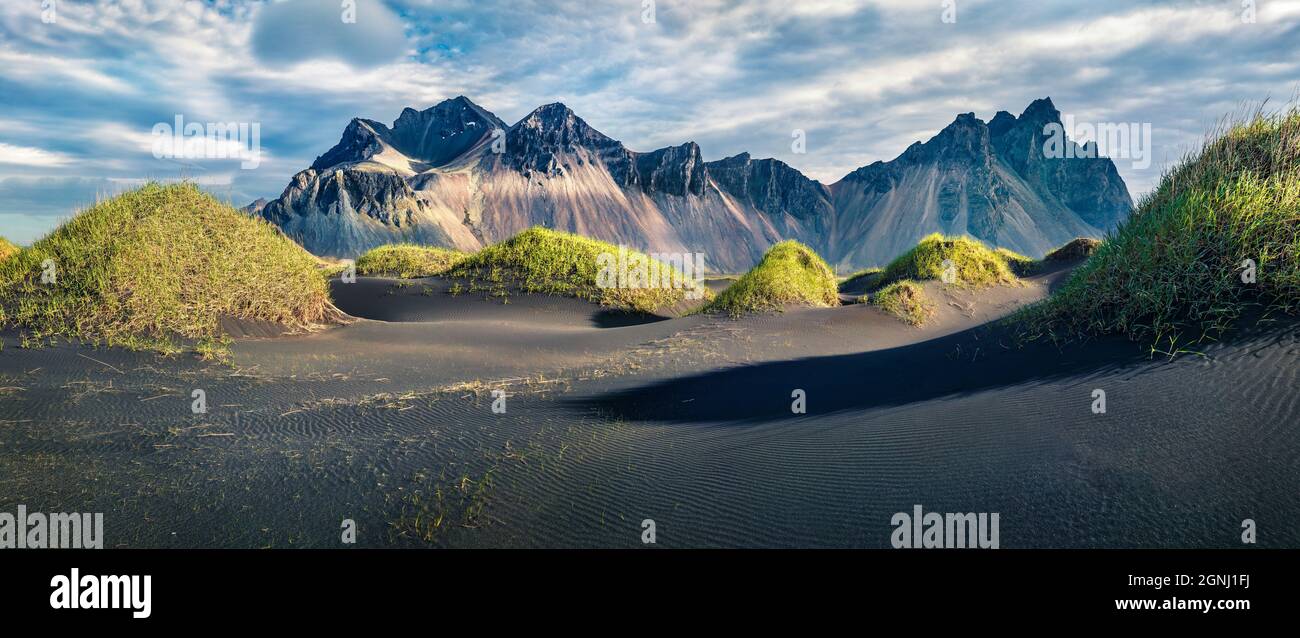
[230,279,709,391]
[330,276,670,328]
[571,323,1150,424]
[568,262,1175,426]
[2,268,1297,548]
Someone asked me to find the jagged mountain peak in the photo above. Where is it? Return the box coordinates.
[386,97,505,166]
[515,102,577,129]
[710,152,807,174]
[1018,97,1061,125]
[987,110,1018,137]
[510,102,615,146]
[896,111,993,165]
[715,151,753,164]
[309,97,508,171]
[396,95,503,128]
[706,151,832,223]
[503,102,627,177]
[527,101,576,117]
[310,118,391,170]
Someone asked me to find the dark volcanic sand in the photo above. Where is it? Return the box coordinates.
[1,272,1297,548]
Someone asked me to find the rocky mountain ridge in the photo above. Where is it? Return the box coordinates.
[257,96,1132,272]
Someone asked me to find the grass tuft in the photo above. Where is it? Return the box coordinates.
[701,240,838,315]
[0,237,18,263]
[0,182,334,353]
[872,280,935,325]
[355,244,467,278]
[1041,237,1102,263]
[994,247,1037,277]
[880,233,1019,288]
[444,227,711,313]
[1020,108,1300,350]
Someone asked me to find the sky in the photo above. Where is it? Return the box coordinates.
[2,0,1299,244]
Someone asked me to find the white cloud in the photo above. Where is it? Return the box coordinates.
[1,0,1299,226]
[0,143,75,167]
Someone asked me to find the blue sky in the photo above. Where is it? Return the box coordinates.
[2,0,1299,244]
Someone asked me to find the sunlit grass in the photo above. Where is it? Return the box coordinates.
[0,182,334,356]
[1041,238,1102,263]
[702,240,838,315]
[1019,108,1300,351]
[880,233,1019,288]
[994,247,1036,277]
[444,227,712,313]
[355,243,467,278]
[872,279,934,325]
[0,237,18,263]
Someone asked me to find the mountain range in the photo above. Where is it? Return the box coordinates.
[256,96,1132,272]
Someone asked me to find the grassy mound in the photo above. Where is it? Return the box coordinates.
[872,280,934,325]
[443,227,711,313]
[880,234,1018,288]
[355,244,467,278]
[1021,110,1300,349]
[0,237,18,263]
[702,240,838,315]
[0,183,333,354]
[1042,237,1102,263]
[994,247,1036,277]
[839,267,884,294]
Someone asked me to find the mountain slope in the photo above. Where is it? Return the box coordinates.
[989,98,1133,232]
[257,96,1131,272]
[829,100,1132,267]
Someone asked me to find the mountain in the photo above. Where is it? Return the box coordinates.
[241,198,268,216]
[257,96,1131,272]
[989,99,1133,232]
[830,98,1132,266]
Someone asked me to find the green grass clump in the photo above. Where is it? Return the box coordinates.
[839,267,884,294]
[0,237,18,263]
[880,234,1019,288]
[0,182,334,355]
[994,247,1037,276]
[701,240,838,315]
[1020,109,1300,350]
[872,280,935,325]
[444,227,711,313]
[355,244,467,278]
[1041,237,1102,263]
[320,263,350,279]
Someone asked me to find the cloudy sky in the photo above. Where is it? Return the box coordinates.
[2,0,1299,244]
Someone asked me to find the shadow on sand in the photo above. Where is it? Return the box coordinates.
[570,322,1199,426]
[591,309,671,328]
